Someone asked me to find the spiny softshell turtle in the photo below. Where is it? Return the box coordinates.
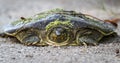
[0,9,117,46]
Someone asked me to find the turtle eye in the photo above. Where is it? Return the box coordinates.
[46,27,71,46]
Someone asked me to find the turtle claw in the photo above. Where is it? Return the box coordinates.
[82,42,87,48]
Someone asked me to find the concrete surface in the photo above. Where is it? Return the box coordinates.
[0,0,120,63]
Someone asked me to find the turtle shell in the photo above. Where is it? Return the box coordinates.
[0,9,116,36]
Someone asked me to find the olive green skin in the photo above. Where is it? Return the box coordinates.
[0,9,116,46]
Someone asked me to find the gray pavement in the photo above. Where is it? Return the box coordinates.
[0,0,120,63]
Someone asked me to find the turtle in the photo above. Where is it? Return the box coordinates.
[0,8,118,46]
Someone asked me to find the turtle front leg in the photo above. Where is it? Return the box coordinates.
[14,29,47,46]
[76,28,104,46]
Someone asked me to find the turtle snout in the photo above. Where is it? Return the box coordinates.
[55,28,64,36]
[55,30,61,36]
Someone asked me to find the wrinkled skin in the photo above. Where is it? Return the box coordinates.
[0,9,116,46]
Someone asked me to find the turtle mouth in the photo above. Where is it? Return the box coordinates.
[46,26,71,46]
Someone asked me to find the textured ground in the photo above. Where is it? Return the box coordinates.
[0,0,120,63]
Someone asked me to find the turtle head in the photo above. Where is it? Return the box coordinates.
[46,20,73,46]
